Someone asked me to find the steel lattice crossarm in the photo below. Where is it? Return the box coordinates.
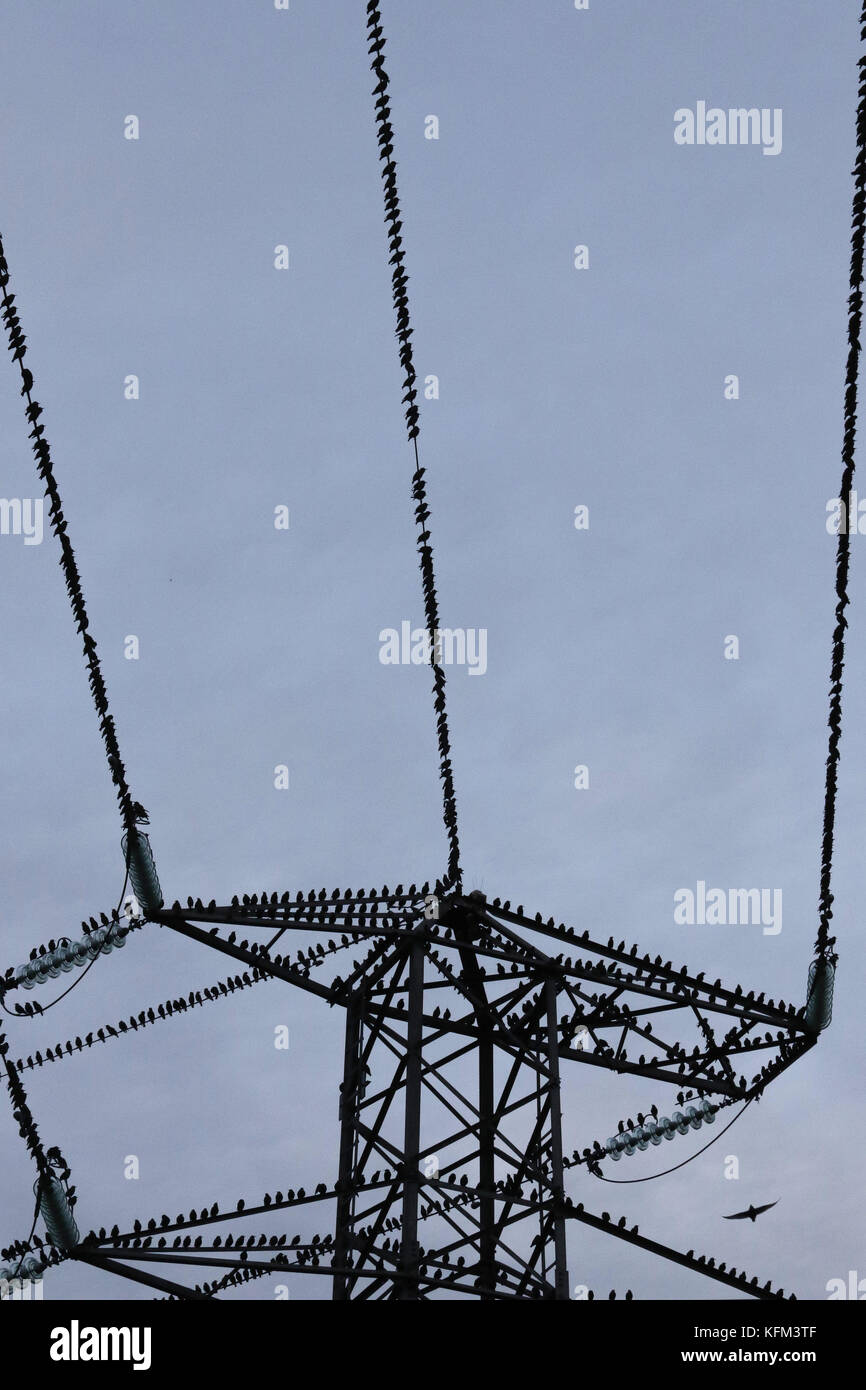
[140,887,819,1099]
[564,1201,792,1301]
[64,1178,791,1302]
[0,887,820,1101]
[0,886,828,1298]
[4,888,816,1098]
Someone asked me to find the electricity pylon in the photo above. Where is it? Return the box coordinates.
[0,0,857,1302]
[1,882,815,1299]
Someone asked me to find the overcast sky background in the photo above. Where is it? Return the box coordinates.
[0,0,864,1301]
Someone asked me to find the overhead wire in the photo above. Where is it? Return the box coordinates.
[816,0,866,962]
[365,1,461,890]
[0,233,141,845]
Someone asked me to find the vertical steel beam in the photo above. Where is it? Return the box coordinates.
[477,1024,496,1298]
[398,934,424,1298]
[332,996,362,1300]
[545,977,570,1300]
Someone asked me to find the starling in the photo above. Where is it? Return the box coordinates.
[724,1201,778,1223]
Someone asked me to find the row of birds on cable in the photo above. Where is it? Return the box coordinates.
[0,234,141,842]
[815,48,866,962]
[0,1027,53,1176]
[413,467,461,888]
[366,0,462,891]
[94,1189,334,1246]
[194,1265,263,1299]
[217,883,435,912]
[10,969,271,1074]
[171,887,435,936]
[90,1230,334,1256]
[366,4,418,442]
[114,1243,331,1273]
[94,1168,540,1258]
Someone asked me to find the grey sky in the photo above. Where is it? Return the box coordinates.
[0,0,864,1300]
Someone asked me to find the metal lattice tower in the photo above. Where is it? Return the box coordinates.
[0,0,861,1300]
[0,884,818,1299]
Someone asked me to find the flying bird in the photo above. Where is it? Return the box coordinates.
[723,1201,778,1223]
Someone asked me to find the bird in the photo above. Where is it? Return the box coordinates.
[724,1201,778,1223]
[130,801,150,825]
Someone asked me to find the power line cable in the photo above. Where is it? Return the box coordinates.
[365,2,461,890]
[817,0,866,962]
[0,233,141,845]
